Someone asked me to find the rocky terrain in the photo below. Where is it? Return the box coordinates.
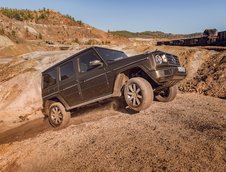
[180,52,226,98]
[0,44,224,171]
[0,47,85,131]
[0,8,225,172]
[0,8,129,58]
[0,45,225,130]
[0,93,225,171]
[129,45,226,99]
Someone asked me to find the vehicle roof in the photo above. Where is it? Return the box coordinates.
[42,46,125,73]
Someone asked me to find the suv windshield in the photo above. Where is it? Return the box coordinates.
[95,47,128,63]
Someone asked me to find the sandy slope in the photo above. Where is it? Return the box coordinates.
[0,49,82,130]
[0,46,225,171]
[0,93,225,172]
[0,45,125,131]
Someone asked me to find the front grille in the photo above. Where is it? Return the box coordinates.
[167,55,180,65]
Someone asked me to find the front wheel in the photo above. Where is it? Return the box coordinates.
[48,102,71,128]
[155,85,177,102]
[124,77,153,111]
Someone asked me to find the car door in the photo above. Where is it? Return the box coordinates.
[58,60,81,107]
[42,68,58,98]
[77,49,110,102]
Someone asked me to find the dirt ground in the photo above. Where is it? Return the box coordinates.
[0,8,225,172]
[0,93,225,172]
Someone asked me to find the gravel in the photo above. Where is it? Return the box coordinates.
[0,93,225,172]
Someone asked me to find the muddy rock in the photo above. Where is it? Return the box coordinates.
[179,54,226,98]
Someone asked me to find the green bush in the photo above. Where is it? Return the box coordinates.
[110,30,202,39]
[0,7,84,26]
[63,14,84,26]
[72,38,80,44]
[0,7,50,21]
[38,13,48,20]
[86,39,97,45]
[77,20,83,26]
[64,14,76,22]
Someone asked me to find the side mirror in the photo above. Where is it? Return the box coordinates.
[89,60,103,68]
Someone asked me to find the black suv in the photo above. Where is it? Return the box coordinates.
[42,47,186,127]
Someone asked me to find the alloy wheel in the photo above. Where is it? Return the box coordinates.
[126,83,143,107]
[50,106,63,125]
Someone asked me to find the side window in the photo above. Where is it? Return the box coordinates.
[43,69,57,88]
[60,61,75,81]
[78,50,101,73]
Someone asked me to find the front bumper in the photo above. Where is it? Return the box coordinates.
[150,66,187,83]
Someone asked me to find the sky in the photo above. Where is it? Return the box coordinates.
[0,0,225,34]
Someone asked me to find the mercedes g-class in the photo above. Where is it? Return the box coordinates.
[42,47,186,127]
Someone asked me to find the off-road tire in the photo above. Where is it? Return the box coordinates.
[124,77,153,111]
[155,85,177,102]
[48,102,71,128]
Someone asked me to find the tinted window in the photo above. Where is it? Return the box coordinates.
[43,69,57,88]
[78,50,101,73]
[60,61,75,80]
[95,47,127,63]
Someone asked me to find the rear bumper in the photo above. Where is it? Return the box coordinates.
[150,66,187,83]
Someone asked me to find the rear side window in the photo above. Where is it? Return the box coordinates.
[43,69,57,88]
[60,61,75,81]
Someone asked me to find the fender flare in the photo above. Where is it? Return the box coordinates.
[43,95,70,115]
[112,73,129,97]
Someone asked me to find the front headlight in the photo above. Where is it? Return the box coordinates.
[155,54,168,64]
[162,54,168,62]
[155,55,163,64]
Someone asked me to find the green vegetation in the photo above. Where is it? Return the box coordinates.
[0,7,84,25]
[63,14,84,26]
[86,39,97,45]
[111,30,202,39]
[63,14,76,22]
[85,39,111,45]
[77,20,84,26]
[72,38,80,44]
[102,40,111,45]
[0,8,35,21]
[37,13,48,20]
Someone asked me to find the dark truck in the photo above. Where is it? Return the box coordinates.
[42,46,186,127]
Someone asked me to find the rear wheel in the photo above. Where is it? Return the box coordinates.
[48,102,71,128]
[155,85,177,102]
[124,77,153,111]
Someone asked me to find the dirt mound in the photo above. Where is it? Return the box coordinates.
[0,93,225,171]
[0,8,129,48]
[179,53,226,98]
[0,49,82,129]
[125,45,226,98]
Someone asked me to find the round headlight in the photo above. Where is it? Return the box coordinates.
[162,54,168,62]
[155,55,163,64]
